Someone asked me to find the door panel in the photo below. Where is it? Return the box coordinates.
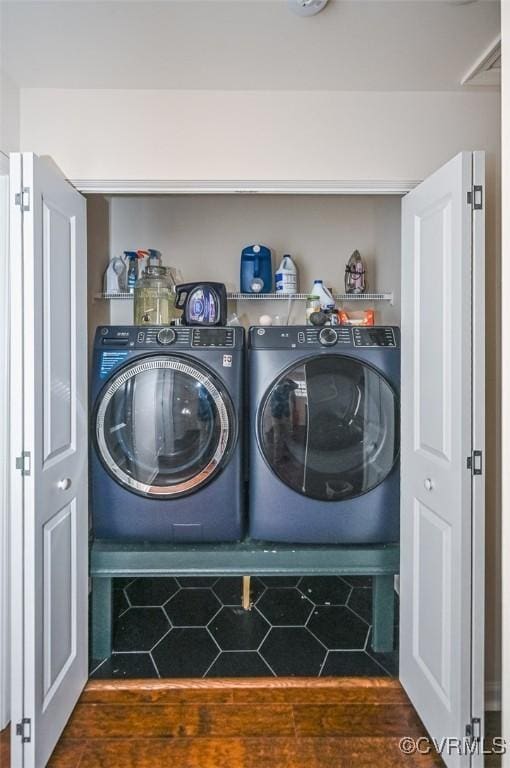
[400,152,484,768]
[415,196,453,462]
[42,197,76,464]
[413,499,452,702]
[10,153,87,768]
[42,500,76,710]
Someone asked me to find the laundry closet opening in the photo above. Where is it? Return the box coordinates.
[86,192,403,680]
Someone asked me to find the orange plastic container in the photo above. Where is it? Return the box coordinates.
[339,309,375,326]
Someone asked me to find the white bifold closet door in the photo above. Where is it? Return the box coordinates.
[400,151,485,768]
[10,153,88,768]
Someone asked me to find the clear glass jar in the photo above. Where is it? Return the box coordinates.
[305,295,321,325]
[134,265,177,325]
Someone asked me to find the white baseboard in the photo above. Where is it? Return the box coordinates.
[485,681,501,712]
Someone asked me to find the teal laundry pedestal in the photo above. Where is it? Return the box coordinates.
[90,540,399,662]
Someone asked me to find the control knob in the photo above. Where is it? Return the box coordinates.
[157,328,176,346]
[319,327,338,346]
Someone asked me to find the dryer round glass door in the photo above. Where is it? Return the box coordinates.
[95,356,235,498]
[258,355,399,501]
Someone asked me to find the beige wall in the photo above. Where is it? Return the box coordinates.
[0,0,19,156]
[19,88,499,183]
[98,193,401,327]
[0,68,19,156]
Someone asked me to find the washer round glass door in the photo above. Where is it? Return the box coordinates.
[95,356,234,498]
[259,355,399,501]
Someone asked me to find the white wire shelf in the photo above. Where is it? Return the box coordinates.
[95,292,135,300]
[95,291,394,303]
[227,292,394,302]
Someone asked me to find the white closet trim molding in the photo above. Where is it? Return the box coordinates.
[71,179,419,195]
[461,35,501,87]
[0,153,10,731]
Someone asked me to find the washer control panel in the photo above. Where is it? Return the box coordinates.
[95,326,242,349]
[191,328,235,348]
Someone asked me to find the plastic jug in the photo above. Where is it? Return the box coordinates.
[275,254,298,294]
[311,280,336,310]
[240,244,272,293]
[103,256,127,294]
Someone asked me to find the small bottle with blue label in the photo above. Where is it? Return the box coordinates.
[125,251,139,294]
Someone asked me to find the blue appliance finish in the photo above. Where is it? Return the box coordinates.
[248,325,400,544]
[240,244,272,294]
[91,325,245,542]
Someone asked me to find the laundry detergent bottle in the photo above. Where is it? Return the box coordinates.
[275,254,298,294]
[311,279,335,310]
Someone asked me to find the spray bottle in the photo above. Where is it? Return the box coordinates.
[125,251,140,294]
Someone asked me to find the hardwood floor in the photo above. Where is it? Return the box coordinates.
[1,685,502,767]
[0,678,442,767]
[0,724,9,768]
[1,678,458,767]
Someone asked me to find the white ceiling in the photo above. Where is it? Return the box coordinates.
[0,0,501,91]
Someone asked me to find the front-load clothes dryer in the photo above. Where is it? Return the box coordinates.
[90,325,245,542]
[249,325,400,544]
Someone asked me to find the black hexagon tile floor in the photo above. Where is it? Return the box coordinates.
[90,575,399,679]
[298,575,351,605]
[164,588,221,626]
[257,587,314,626]
[213,576,265,606]
[152,627,220,677]
[112,607,170,652]
[207,651,274,677]
[209,606,270,650]
[126,577,180,606]
[260,627,326,676]
[307,605,370,650]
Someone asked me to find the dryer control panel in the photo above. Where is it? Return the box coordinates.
[249,325,399,349]
[352,327,397,347]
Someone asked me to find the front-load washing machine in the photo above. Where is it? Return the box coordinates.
[90,325,245,541]
[249,325,400,544]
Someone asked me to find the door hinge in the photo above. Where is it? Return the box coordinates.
[467,450,483,475]
[14,187,30,212]
[465,717,482,745]
[16,718,31,743]
[15,451,31,476]
[467,185,483,210]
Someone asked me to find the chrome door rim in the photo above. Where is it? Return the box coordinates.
[96,357,231,497]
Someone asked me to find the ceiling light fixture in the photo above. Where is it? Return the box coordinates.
[288,0,329,17]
